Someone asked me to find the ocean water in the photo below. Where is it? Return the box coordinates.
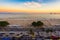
[0,13,60,26]
[0,13,60,19]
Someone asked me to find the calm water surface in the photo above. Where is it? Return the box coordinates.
[0,13,60,19]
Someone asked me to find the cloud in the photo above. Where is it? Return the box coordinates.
[0,1,42,9]
[0,0,60,13]
[24,2,42,8]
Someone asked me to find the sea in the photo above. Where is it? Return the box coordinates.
[0,12,60,19]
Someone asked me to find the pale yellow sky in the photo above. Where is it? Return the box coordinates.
[0,0,60,13]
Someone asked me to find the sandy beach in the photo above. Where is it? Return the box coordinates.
[0,18,60,28]
[0,13,60,27]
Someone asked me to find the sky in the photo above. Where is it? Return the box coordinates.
[0,0,60,13]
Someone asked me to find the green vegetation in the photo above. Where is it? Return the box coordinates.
[32,22,37,27]
[32,21,44,28]
[31,21,44,35]
[37,21,44,28]
[0,21,9,27]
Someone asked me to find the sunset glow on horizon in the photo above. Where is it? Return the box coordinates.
[0,0,60,13]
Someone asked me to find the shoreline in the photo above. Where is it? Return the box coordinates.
[0,18,60,27]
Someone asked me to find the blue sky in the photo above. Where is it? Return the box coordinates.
[0,0,60,13]
[0,0,56,3]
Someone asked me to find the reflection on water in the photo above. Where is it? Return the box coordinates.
[0,13,60,19]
